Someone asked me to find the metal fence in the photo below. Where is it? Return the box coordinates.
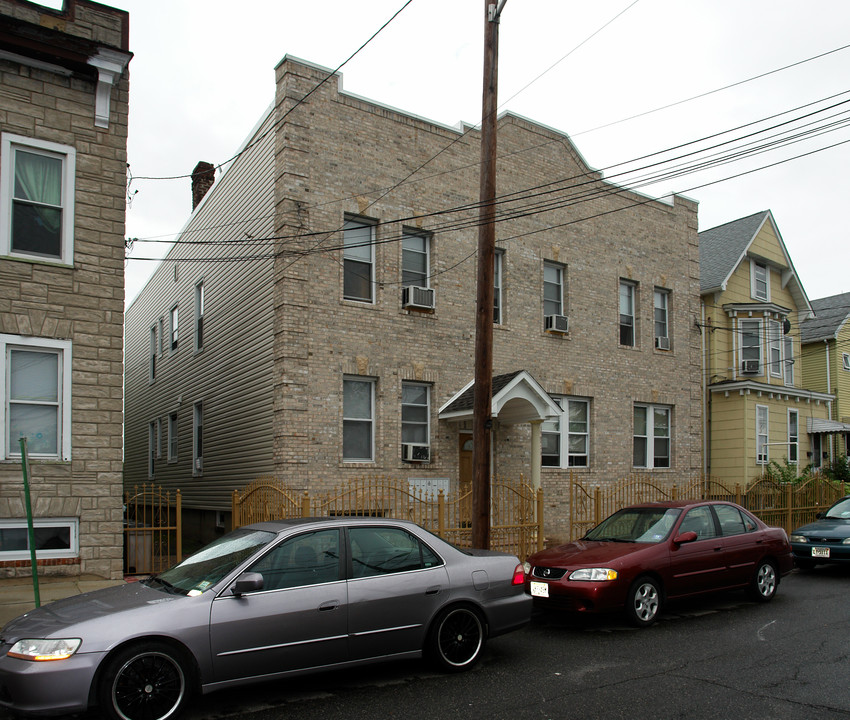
[233,475,543,560]
[123,484,182,575]
[569,472,846,540]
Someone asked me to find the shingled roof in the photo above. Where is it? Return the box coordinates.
[801,291,850,343]
[699,210,770,293]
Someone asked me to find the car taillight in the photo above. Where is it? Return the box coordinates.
[511,563,525,586]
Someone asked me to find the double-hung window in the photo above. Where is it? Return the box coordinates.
[619,280,636,346]
[195,281,205,352]
[633,405,670,469]
[542,396,590,468]
[168,412,178,462]
[843,353,850,371]
[149,326,157,382]
[402,231,429,288]
[170,305,179,352]
[401,383,430,458]
[756,405,769,465]
[493,250,504,324]
[1,334,72,461]
[740,319,762,374]
[343,218,375,303]
[148,420,156,478]
[788,409,798,464]
[343,377,374,462]
[768,320,782,378]
[751,260,770,301]
[784,336,795,385]
[193,401,203,476]
[654,288,669,349]
[0,134,76,265]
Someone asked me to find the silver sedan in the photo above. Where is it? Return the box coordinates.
[0,517,530,720]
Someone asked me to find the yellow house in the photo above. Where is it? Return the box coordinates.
[699,210,832,485]
[800,292,850,461]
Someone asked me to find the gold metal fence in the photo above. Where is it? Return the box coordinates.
[232,475,543,560]
[123,484,182,575]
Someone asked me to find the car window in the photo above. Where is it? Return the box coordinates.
[249,529,341,591]
[350,526,442,578]
[825,497,850,519]
[679,506,718,540]
[714,505,751,536]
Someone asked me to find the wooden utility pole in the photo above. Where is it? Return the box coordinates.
[472,0,506,550]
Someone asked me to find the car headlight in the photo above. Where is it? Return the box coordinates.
[789,535,808,543]
[522,561,532,575]
[842,538,850,545]
[569,568,618,581]
[7,638,81,661]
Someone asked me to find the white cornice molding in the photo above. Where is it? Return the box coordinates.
[87,48,131,129]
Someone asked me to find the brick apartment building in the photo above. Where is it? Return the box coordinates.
[124,56,702,544]
[0,0,130,578]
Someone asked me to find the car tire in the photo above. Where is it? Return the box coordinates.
[625,576,661,627]
[427,605,486,673]
[97,641,193,720]
[749,560,779,602]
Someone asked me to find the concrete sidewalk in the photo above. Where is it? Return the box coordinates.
[0,575,126,628]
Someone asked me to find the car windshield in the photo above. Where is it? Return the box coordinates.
[825,497,850,520]
[143,528,276,596]
[585,507,682,544]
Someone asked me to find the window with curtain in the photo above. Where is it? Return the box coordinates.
[634,404,671,469]
[343,377,374,462]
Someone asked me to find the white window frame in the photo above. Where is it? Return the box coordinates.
[493,249,504,325]
[633,404,671,469]
[170,305,179,353]
[739,318,763,374]
[343,217,375,303]
[784,336,795,385]
[843,352,850,371]
[788,409,798,464]
[0,517,78,561]
[149,325,157,382]
[542,396,590,468]
[619,280,636,347]
[194,280,205,353]
[343,376,375,463]
[167,411,178,463]
[543,261,564,321]
[751,260,770,301]
[401,382,430,456]
[654,288,669,346]
[1,334,72,461]
[401,230,430,289]
[0,133,76,266]
[768,319,782,378]
[192,401,203,476]
[756,404,769,465]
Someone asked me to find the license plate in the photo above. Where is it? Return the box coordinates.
[812,547,830,558]
[530,581,549,598]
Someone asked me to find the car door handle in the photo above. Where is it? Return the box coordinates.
[425,585,441,595]
[319,600,340,611]
[713,546,723,552]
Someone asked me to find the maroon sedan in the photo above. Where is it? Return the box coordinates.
[525,500,793,627]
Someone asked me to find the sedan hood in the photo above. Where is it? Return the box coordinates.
[530,540,649,567]
[792,518,850,538]
[1,581,181,641]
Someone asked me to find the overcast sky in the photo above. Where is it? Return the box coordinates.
[91,0,850,307]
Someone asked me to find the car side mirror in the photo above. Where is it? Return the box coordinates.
[673,531,698,545]
[231,571,264,596]
[816,512,826,519]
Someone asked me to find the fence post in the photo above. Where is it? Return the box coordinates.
[438,490,446,539]
[536,488,544,551]
[785,482,792,535]
[301,491,311,518]
[594,486,601,526]
[735,483,742,506]
[672,484,678,501]
[231,490,239,529]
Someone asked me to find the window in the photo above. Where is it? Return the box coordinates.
[634,405,670,469]
[751,260,770,301]
[402,231,429,288]
[768,320,782,377]
[811,433,823,469]
[784,336,794,385]
[148,421,156,478]
[149,326,157,381]
[740,319,762,373]
[788,410,798,464]
[843,353,850,371]
[756,405,768,465]
[0,133,76,265]
[343,377,374,462]
[343,218,375,302]
[679,506,718,540]
[401,383,429,456]
[193,401,203,476]
[619,280,636,346]
[1,334,72,461]
[715,504,756,536]
[0,518,78,561]
[542,397,590,468]
[195,281,204,352]
[248,529,341,590]
[543,262,564,323]
[349,526,442,578]
[654,288,669,348]
[158,317,165,356]
[170,305,179,352]
[168,412,178,462]
[493,249,504,325]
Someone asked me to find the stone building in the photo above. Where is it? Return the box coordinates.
[0,0,130,578]
[124,56,702,545]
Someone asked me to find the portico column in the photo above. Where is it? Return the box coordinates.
[530,419,543,492]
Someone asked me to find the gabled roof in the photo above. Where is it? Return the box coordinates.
[801,291,850,343]
[698,209,812,314]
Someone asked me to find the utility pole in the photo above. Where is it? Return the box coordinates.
[472,0,506,550]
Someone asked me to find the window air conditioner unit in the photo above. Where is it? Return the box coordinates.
[741,360,760,374]
[402,443,431,462]
[544,314,569,333]
[402,286,435,310]
[655,336,670,350]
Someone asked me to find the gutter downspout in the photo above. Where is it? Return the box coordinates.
[701,303,709,480]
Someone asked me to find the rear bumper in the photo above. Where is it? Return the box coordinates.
[483,592,532,638]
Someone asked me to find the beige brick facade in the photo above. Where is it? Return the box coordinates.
[0,0,129,579]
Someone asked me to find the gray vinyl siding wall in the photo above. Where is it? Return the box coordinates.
[124,109,276,509]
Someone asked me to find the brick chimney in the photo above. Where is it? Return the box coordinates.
[191,161,215,210]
